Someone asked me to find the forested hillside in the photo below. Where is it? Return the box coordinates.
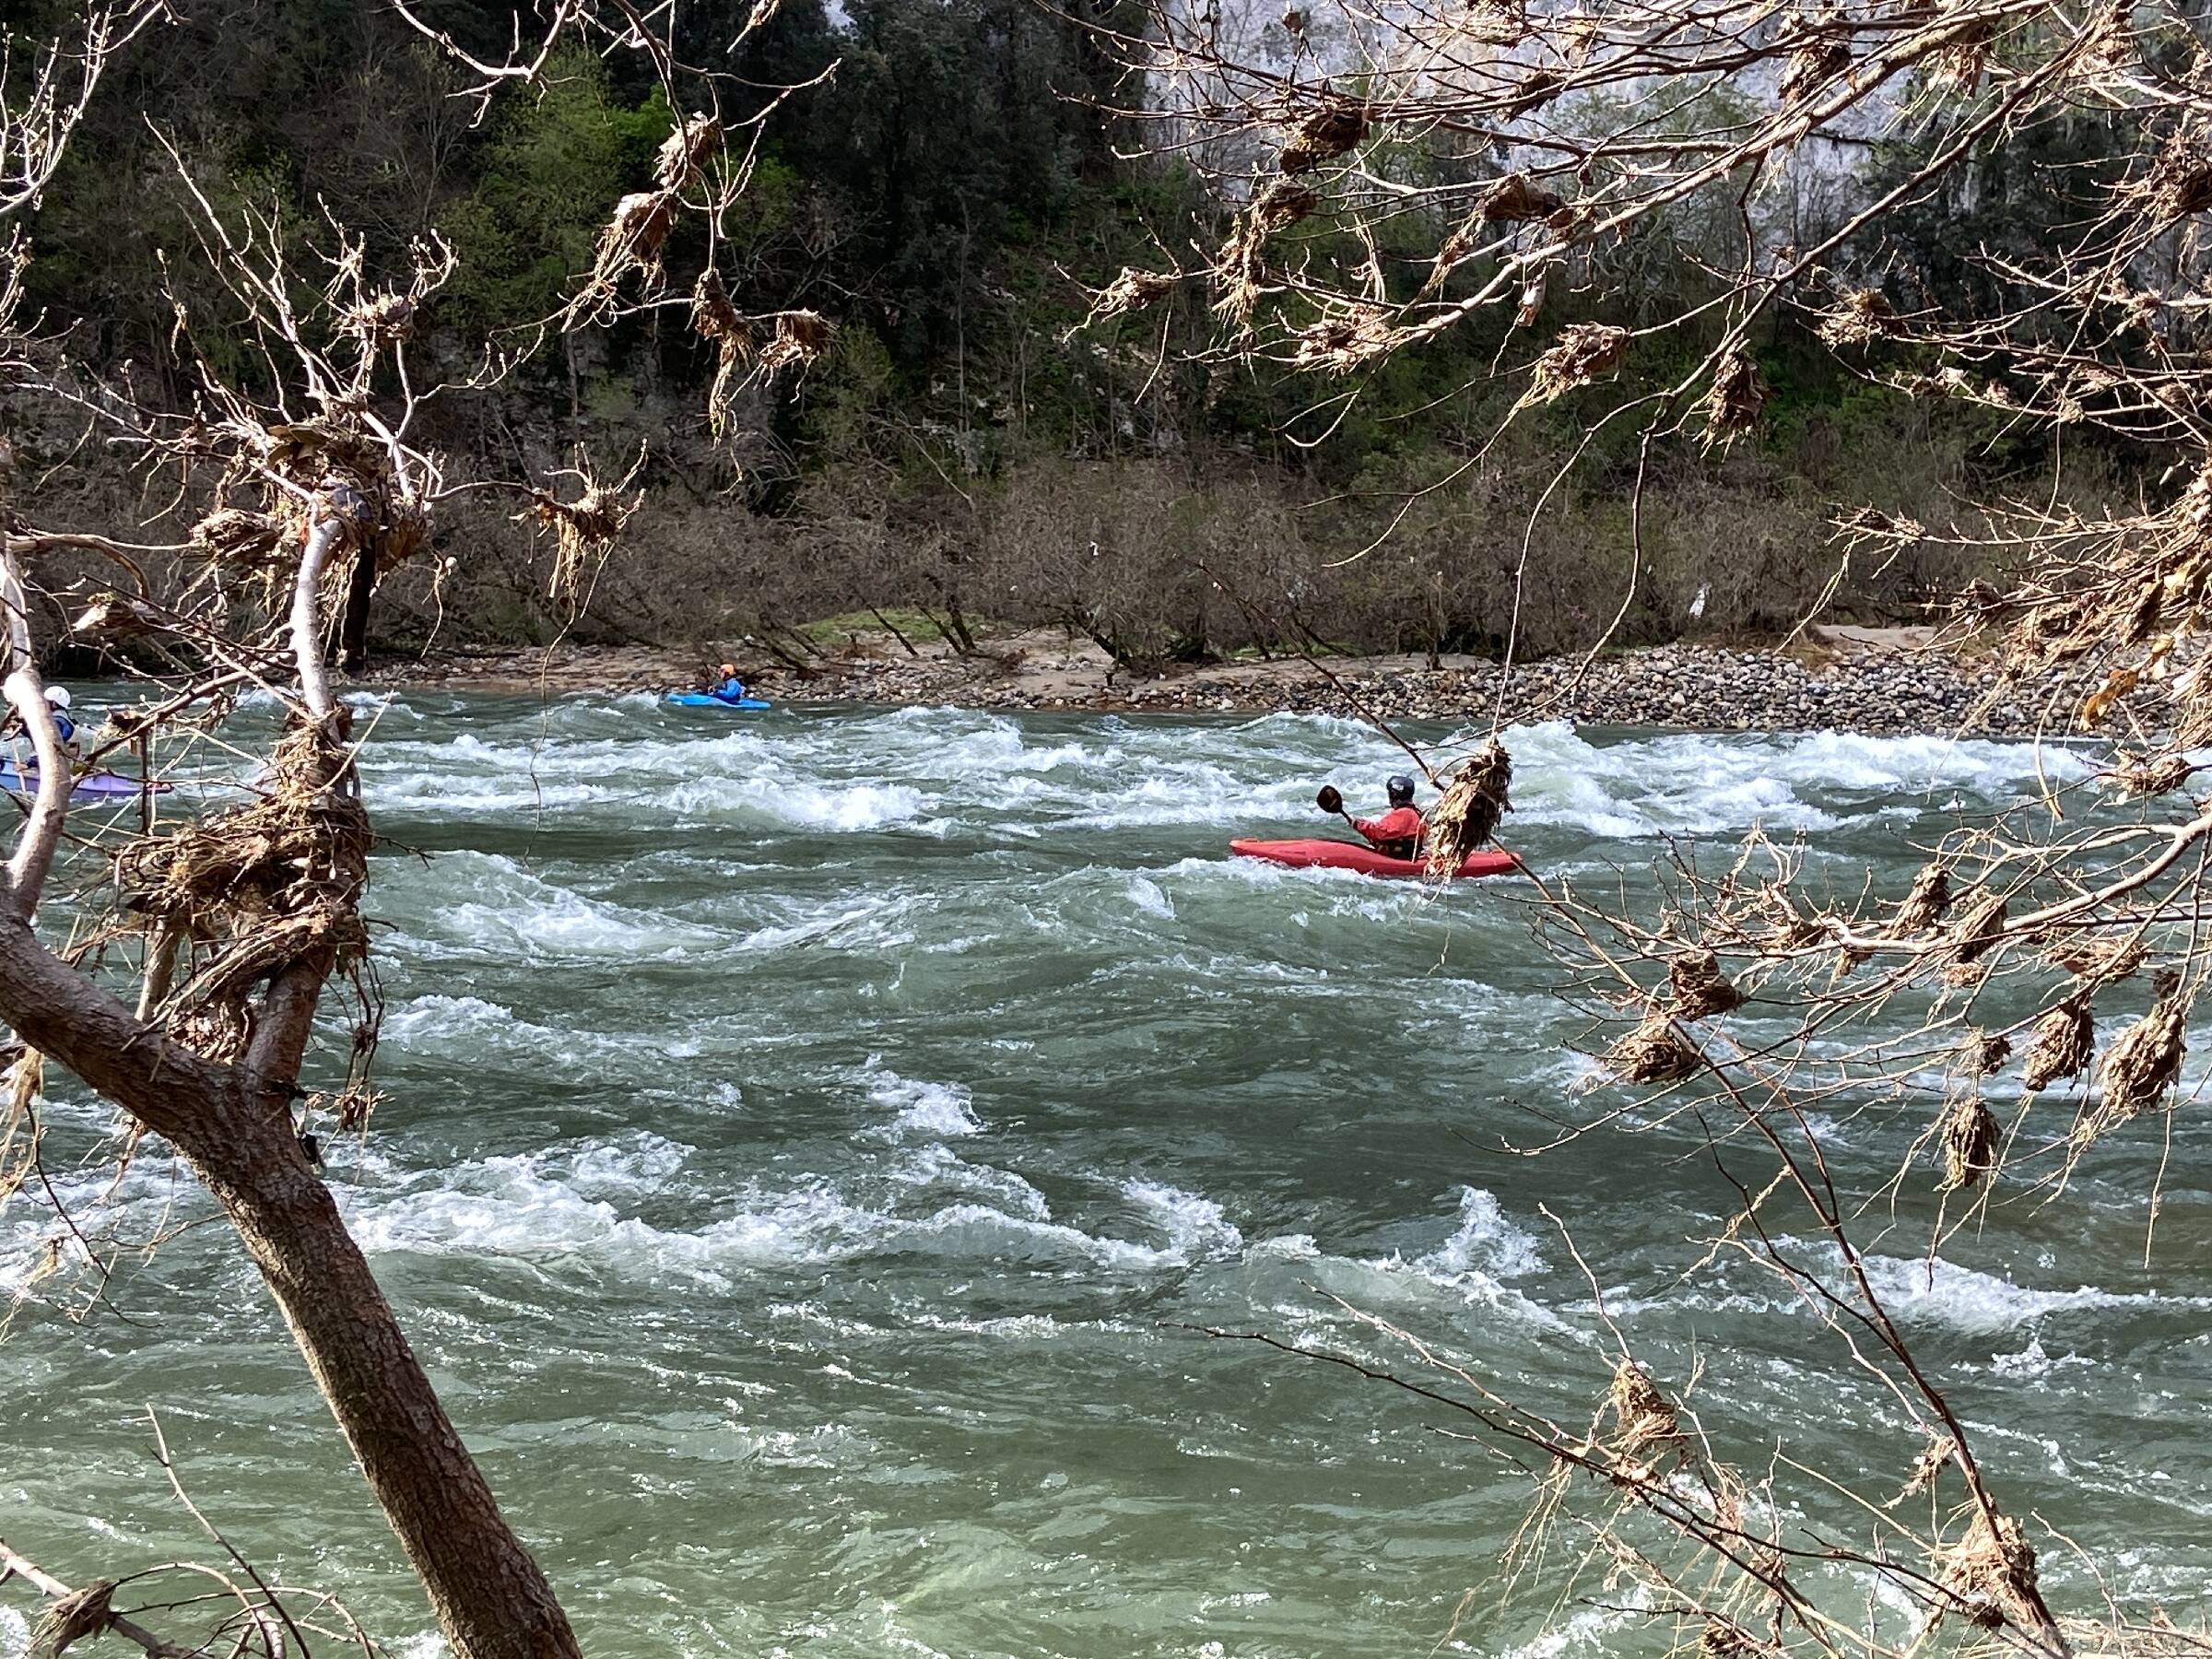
[14,0,2125,664]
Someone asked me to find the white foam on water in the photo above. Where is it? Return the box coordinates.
[380,993,655,1073]
[662,775,929,831]
[731,900,915,954]
[1742,1241,2212,1334]
[0,1135,212,1297]
[1488,1604,1640,1659]
[1765,727,2095,792]
[1853,1251,2195,1333]
[342,1135,698,1269]
[1989,1335,2098,1379]
[1126,874,1174,918]
[901,1309,1121,1340]
[1412,1186,1545,1284]
[345,1132,1243,1280]
[1326,1187,1569,1329]
[1124,1180,1244,1259]
[888,1145,1046,1217]
[564,1134,690,1192]
[358,698,2097,855]
[1491,721,2094,840]
[863,1065,982,1138]
[1797,1112,1853,1147]
[381,850,727,961]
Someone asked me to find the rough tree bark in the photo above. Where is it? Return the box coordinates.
[0,915,582,1658]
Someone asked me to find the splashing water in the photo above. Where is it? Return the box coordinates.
[2,697,2199,1656]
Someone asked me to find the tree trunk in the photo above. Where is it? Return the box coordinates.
[338,539,378,675]
[194,1115,582,1659]
[0,916,582,1659]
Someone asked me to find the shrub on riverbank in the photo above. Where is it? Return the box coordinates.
[360,432,1997,666]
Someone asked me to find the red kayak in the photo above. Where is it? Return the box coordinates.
[1230,838,1520,880]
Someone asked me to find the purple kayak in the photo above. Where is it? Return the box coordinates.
[0,761,163,802]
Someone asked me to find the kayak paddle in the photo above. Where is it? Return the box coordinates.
[1314,784,1359,832]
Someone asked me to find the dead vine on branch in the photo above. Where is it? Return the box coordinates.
[1076,0,2212,1615]
[0,6,836,1657]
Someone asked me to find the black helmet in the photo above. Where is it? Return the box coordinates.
[1386,774,1416,806]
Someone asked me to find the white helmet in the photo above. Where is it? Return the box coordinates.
[42,686,70,711]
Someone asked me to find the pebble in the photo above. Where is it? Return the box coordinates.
[371,640,2066,739]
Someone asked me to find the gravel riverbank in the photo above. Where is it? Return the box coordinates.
[372,628,2056,738]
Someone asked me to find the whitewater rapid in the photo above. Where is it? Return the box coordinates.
[2,697,2203,1658]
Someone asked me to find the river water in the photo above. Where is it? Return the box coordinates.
[3,696,2208,1656]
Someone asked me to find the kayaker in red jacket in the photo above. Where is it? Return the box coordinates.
[1354,775,1424,860]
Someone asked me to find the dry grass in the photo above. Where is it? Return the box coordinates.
[1700,346,1768,449]
[1817,288,1900,348]
[601,192,673,278]
[29,1577,116,1658]
[758,310,833,376]
[1669,947,1746,1018]
[1522,324,1630,406]
[1215,179,1322,324]
[1959,1027,2011,1076]
[2081,970,2186,1137]
[1935,1509,2041,1632]
[1290,306,1397,374]
[531,485,635,606]
[342,291,415,347]
[1425,741,1512,876]
[1891,863,1952,935]
[1946,890,2008,962]
[1938,1094,2001,1190]
[691,269,754,439]
[656,113,721,192]
[191,505,292,567]
[2112,752,2193,797]
[113,720,369,1062]
[1606,1013,1701,1084]
[1603,1357,1687,1472]
[1088,267,1178,324]
[2020,995,2095,1091]
[1478,172,1563,224]
[1777,19,1852,101]
[2047,935,2147,982]
[566,188,677,324]
[1277,102,1371,173]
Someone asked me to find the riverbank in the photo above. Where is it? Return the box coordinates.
[366,625,2051,736]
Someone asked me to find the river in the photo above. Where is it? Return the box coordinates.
[2,696,2206,1655]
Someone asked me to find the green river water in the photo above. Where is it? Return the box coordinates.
[2,695,2207,1655]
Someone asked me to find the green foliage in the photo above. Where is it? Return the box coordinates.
[801,324,900,461]
[7,0,2155,657]
[441,54,672,333]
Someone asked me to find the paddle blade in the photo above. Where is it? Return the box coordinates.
[1315,785,1344,816]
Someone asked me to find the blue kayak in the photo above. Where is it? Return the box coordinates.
[0,762,162,802]
[665,692,772,711]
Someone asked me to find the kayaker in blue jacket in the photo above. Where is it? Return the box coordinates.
[708,663,749,704]
[43,687,76,749]
[4,686,76,750]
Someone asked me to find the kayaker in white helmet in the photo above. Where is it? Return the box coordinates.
[1,685,78,757]
[1352,774,1424,860]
